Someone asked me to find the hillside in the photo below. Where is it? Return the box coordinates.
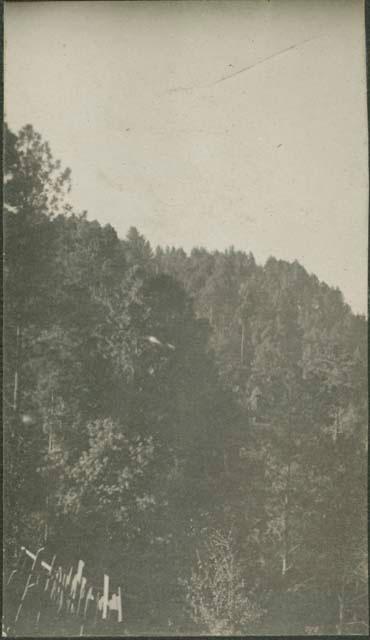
[3,123,368,635]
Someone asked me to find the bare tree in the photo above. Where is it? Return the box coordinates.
[183,529,263,634]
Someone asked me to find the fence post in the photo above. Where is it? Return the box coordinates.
[14,546,45,634]
[102,574,109,620]
[5,546,124,635]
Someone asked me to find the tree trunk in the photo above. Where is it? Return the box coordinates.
[282,461,291,576]
[45,392,56,543]
[337,594,344,635]
[13,324,22,414]
[240,321,245,366]
[223,450,229,475]
[336,574,346,634]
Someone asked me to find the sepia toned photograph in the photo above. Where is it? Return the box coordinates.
[3,0,368,636]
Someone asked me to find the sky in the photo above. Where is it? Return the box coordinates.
[4,0,368,315]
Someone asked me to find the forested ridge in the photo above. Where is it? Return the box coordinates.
[3,124,368,635]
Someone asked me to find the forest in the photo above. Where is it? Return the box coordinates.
[3,123,368,635]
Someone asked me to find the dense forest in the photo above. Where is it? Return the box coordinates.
[3,124,368,635]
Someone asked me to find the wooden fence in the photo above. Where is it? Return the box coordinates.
[4,546,123,636]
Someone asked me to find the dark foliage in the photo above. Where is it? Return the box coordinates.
[3,124,368,635]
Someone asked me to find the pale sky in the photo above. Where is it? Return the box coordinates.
[5,0,368,315]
